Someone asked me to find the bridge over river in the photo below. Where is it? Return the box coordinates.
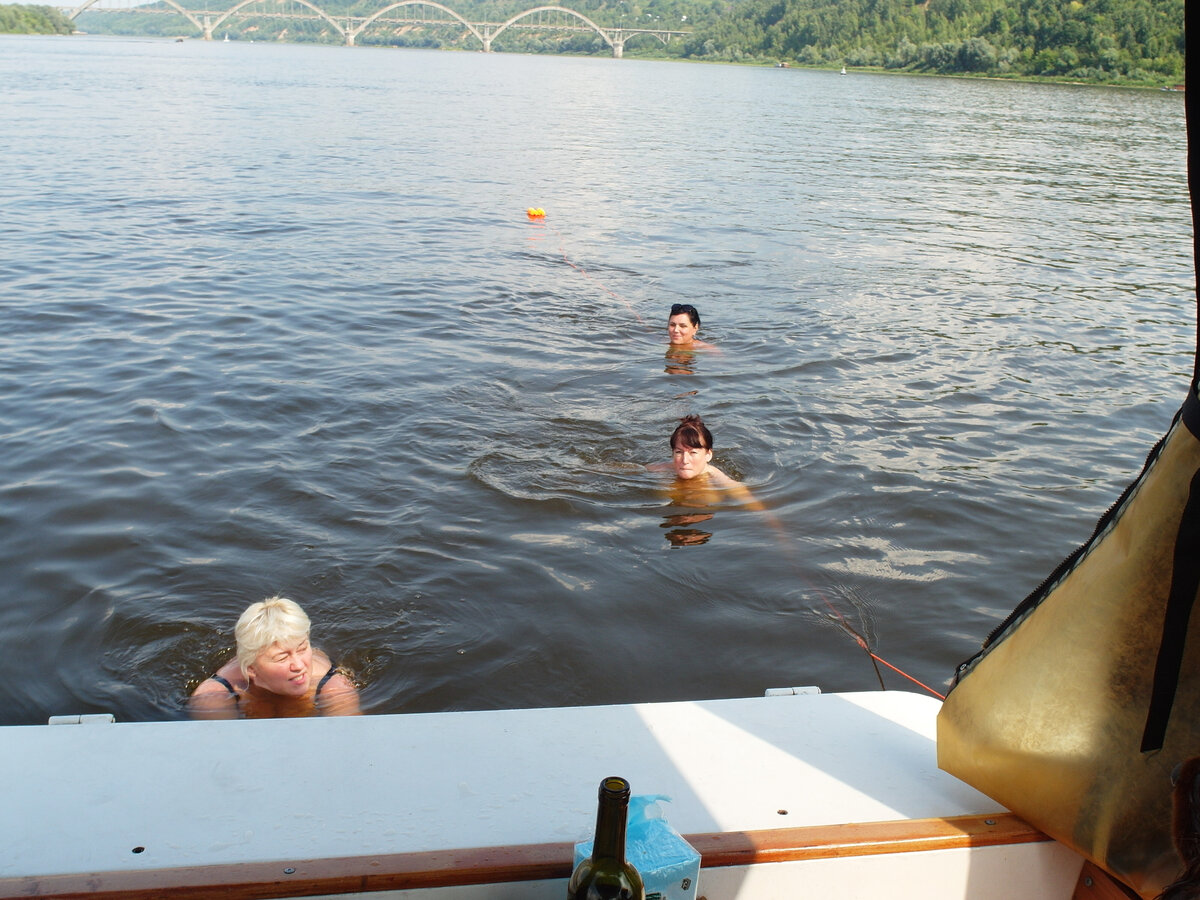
[64,0,691,54]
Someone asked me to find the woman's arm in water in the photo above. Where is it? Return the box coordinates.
[317,672,362,716]
[704,465,768,512]
[188,678,240,720]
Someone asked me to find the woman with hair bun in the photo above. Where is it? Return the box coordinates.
[646,414,765,546]
[189,596,360,719]
[648,413,740,486]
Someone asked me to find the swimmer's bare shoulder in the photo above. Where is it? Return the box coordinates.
[712,468,769,513]
[318,665,361,716]
[703,464,740,487]
[188,660,244,720]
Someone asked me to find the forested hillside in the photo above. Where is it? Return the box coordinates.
[73,0,1184,86]
[0,3,75,33]
[682,0,1184,84]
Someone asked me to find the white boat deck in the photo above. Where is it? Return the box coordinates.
[0,690,1084,899]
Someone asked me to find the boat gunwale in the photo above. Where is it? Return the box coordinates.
[0,812,1049,900]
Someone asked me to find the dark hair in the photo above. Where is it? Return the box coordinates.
[669,303,700,328]
[670,414,713,451]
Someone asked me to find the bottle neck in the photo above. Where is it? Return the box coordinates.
[592,779,631,862]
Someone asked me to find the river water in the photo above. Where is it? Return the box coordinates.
[0,35,1193,724]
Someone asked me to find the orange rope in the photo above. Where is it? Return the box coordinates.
[528,213,645,325]
[821,601,946,701]
[867,652,946,700]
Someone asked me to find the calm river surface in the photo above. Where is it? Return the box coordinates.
[0,35,1193,724]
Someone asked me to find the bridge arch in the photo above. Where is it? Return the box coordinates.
[621,29,671,48]
[489,5,611,52]
[68,0,204,33]
[208,0,346,41]
[63,0,685,51]
[349,0,484,48]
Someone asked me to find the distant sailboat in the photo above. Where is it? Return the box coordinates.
[223,33,230,41]
[840,66,847,75]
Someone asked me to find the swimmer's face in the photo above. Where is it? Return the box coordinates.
[672,441,712,480]
[247,636,313,697]
[667,313,699,346]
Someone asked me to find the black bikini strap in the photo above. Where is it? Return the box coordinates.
[210,675,238,699]
[315,661,338,697]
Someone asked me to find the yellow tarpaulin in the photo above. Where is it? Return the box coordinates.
[939,390,1200,898]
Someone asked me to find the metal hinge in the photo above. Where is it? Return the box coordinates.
[47,714,116,725]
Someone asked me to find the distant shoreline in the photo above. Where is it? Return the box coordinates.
[8,30,1184,91]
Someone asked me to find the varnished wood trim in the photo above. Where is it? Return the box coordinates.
[691,811,1049,867]
[0,813,1050,900]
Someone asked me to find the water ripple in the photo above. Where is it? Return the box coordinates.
[0,37,1191,722]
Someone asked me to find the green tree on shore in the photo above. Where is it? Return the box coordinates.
[682,0,1184,85]
[0,3,75,34]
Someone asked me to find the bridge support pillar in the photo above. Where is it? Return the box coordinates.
[202,14,212,39]
[612,39,623,57]
[482,36,491,52]
[346,32,354,45]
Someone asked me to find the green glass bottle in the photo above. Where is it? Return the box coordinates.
[567,776,646,900]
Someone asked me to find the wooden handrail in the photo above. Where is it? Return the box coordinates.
[0,812,1049,900]
[689,811,1048,866]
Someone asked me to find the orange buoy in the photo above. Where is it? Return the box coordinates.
[526,207,546,219]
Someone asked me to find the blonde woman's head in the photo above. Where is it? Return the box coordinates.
[234,596,310,677]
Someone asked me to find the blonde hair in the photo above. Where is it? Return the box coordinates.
[235,596,311,676]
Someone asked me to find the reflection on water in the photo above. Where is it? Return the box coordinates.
[656,467,783,555]
[664,343,722,378]
[0,36,1192,724]
[662,481,720,546]
[662,521,714,547]
[666,346,699,375]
